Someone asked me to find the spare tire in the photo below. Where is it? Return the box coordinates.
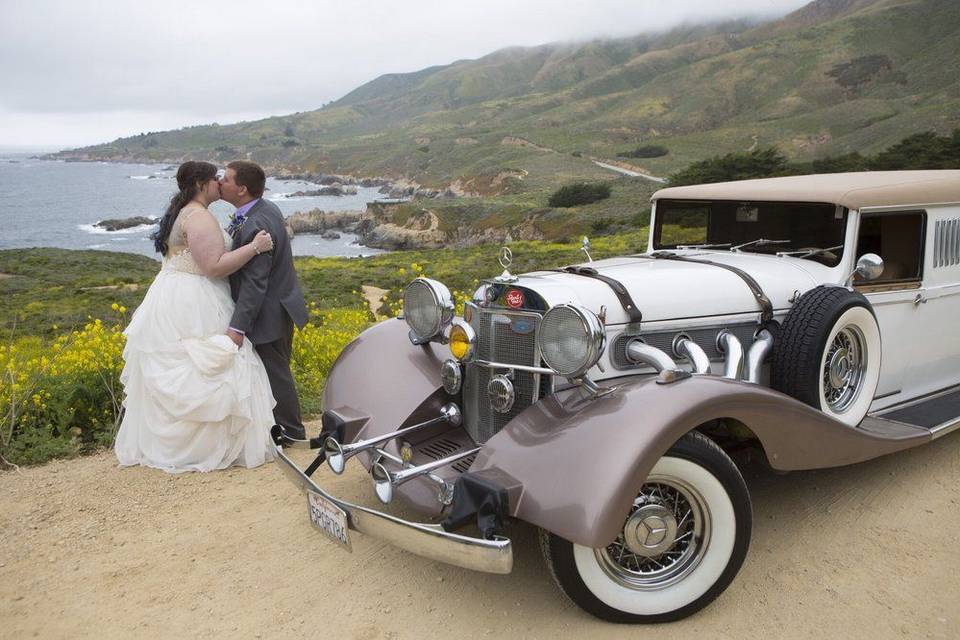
[771,285,881,427]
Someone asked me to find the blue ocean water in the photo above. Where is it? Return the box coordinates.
[0,154,384,259]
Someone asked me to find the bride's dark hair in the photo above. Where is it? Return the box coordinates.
[152,161,218,255]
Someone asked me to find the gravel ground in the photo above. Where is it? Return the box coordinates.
[1,427,958,639]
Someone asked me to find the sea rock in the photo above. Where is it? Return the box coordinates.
[284,209,365,234]
[288,185,358,197]
[94,216,158,231]
[320,231,341,240]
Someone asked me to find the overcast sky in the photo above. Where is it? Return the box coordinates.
[0,0,809,150]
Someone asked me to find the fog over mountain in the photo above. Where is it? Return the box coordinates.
[0,0,807,148]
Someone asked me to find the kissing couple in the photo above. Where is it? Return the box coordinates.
[115,160,309,473]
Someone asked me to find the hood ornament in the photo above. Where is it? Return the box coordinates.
[495,246,519,283]
[581,236,593,262]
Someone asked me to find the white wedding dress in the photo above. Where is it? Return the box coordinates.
[114,208,277,472]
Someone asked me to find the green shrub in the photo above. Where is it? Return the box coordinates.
[667,147,789,186]
[618,145,668,159]
[548,182,612,208]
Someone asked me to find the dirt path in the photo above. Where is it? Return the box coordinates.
[361,285,388,318]
[2,430,958,639]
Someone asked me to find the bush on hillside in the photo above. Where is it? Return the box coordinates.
[667,147,789,186]
[617,145,668,159]
[548,182,612,208]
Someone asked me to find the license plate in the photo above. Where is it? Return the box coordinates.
[307,491,351,551]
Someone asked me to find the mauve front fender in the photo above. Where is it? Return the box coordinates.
[469,375,928,548]
[322,318,446,442]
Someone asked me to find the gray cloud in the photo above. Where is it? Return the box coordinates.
[0,0,809,147]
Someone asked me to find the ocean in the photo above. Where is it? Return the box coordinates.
[0,153,385,259]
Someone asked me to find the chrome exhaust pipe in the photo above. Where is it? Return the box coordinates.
[673,336,710,374]
[625,339,677,372]
[744,329,774,384]
[372,446,481,504]
[716,330,744,380]
[325,403,462,474]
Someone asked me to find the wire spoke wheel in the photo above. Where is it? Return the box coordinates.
[596,477,709,590]
[821,326,867,413]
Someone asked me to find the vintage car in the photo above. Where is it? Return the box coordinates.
[274,170,960,623]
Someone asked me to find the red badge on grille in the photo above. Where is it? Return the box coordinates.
[505,289,524,308]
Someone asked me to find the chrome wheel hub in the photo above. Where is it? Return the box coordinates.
[623,505,679,557]
[822,326,866,413]
[596,477,709,590]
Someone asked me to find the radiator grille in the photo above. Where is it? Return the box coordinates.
[610,323,758,370]
[464,304,543,443]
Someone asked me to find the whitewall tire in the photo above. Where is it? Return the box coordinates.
[539,432,752,623]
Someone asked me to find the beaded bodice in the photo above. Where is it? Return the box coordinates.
[161,207,230,275]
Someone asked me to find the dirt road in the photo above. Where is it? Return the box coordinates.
[2,429,958,639]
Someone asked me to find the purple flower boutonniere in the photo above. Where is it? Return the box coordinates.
[226,212,246,237]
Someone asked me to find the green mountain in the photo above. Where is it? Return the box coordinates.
[57,0,960,196]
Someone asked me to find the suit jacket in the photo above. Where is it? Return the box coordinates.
[228,198,308,345]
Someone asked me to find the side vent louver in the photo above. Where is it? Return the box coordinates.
[934,218,960,268]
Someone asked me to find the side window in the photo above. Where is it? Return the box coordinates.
[855,211,925,286]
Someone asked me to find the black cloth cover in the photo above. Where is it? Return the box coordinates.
[441,473,510,539]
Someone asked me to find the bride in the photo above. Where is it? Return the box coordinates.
[115,160,278,472]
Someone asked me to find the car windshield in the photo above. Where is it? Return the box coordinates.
[653,199,848,267]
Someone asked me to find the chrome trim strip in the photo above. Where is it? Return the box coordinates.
[472,358,555,375]
[872,383,960,416]
[931,417,960,439]
[273,444,513,574]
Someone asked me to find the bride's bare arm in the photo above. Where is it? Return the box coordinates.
[183,209,273,278]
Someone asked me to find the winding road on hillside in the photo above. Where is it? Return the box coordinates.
[591,160,666,182]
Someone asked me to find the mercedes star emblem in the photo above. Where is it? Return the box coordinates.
[498,246,513,269]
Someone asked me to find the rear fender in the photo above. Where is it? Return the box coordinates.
[470,374,929,548]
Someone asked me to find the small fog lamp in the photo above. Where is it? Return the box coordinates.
[446,319,476,362]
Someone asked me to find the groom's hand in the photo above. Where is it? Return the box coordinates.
[227,328,245,347]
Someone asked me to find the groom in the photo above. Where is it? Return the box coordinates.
[220,160,310,440]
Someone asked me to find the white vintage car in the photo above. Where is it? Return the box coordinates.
[274,170,960,623]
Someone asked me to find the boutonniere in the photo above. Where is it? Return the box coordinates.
[226,212,247,236]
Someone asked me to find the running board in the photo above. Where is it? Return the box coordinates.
[869,386,960,440]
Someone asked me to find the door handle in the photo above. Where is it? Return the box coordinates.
[913,293,927,305]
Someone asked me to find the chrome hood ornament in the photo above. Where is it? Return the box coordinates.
[494,246,519,283]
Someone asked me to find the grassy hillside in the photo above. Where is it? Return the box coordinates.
[54,0,960,193]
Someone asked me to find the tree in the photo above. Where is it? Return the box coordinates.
[667,147,789,186]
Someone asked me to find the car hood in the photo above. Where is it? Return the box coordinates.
[517,251,828,324]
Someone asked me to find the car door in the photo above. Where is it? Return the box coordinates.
[853,208,928,410]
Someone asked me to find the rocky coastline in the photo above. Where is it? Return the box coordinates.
[283,202,544,252]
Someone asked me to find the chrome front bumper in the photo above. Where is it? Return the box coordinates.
[274,442,514,574]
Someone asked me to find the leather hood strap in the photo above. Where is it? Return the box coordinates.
[553,266,643,323]
[646,251,774,323]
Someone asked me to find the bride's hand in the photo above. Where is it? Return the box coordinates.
[252,230,274,254]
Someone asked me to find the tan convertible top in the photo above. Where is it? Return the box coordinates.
[652,170,960,210]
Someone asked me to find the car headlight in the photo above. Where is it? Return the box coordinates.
[403,278,454,344]
[537,304,606,378]
[446,319,476,361]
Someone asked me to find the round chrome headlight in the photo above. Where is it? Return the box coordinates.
[403,278,454,343]
[537,304,606,378]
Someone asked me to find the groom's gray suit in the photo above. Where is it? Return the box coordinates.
[229,198,309,439]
